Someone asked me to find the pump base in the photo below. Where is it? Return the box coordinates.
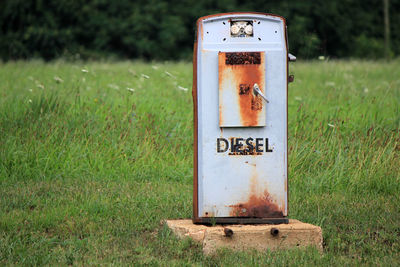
[164,219,323,255]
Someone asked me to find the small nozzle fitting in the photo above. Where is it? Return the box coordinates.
[224,228,234,237]
[270,228,279,236]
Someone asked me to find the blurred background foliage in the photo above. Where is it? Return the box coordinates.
[0,0,399,61]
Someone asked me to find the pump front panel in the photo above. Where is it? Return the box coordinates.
[193,13,288,223]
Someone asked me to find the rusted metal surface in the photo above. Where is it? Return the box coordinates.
[228,150,262,156]
[193,13,289,224]
[225,52,261,65]
[219,52,266,127]
[229,193,283,218]
[229,174,284,218]
[194,217,288,224]
[192,35,199,221]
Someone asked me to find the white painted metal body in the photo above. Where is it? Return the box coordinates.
[194,13,288,221]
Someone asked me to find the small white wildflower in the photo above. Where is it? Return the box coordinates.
[126,87,135,92]
[325,81,335,87]
[344,73,353,80]
[318,56,325,60]
[28,88,33,92]
[53,76,64,83]
[108,84,120,90]
[36,82,44,89]
[141,74,149,79]
[328,123,335,128]
[165,71,176,78]
[81,68,89,73]
[294,96,302,101]
[363,87,369,93]
[178,86,188,92]
[152,65,159,70]
[28,99,32,103]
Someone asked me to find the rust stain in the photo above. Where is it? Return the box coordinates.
[237,65,262,126]
[228,150,262,156]
[200,20,203,41]
[226,137,262,156]
[228,143,262,156]
[218,56,224,125]
[225,137,263,156]
[225,52,261,65]
[234,62,264,126]
[284,176,287,194]
[229,172,283,218]
[219,52,265,127]
[244,161,257,167]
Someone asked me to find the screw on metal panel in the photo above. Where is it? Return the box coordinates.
[270,228,279,236]
[224,228,234,237]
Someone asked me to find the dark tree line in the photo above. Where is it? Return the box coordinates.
[0,0,399,61]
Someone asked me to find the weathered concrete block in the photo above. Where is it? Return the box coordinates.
[165,219,323,255]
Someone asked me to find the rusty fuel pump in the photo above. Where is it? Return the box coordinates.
[192,13,295,224]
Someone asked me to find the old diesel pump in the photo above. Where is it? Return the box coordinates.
[193,13,295,224]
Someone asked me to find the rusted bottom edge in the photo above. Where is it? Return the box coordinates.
[192,217,289,225]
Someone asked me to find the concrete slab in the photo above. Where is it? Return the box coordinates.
[165,219,323,255]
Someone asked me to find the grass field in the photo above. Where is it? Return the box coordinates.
[0,59,399,266]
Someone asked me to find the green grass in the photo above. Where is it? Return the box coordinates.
[0,59,399,266]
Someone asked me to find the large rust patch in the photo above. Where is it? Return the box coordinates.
[218,52,265,127]
[229,191,283,218]
[229,173,283,218]
[225,52,261,65]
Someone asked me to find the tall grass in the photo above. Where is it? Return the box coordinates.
[0,60,399,265]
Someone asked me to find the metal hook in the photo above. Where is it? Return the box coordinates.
[253,83,269,103]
